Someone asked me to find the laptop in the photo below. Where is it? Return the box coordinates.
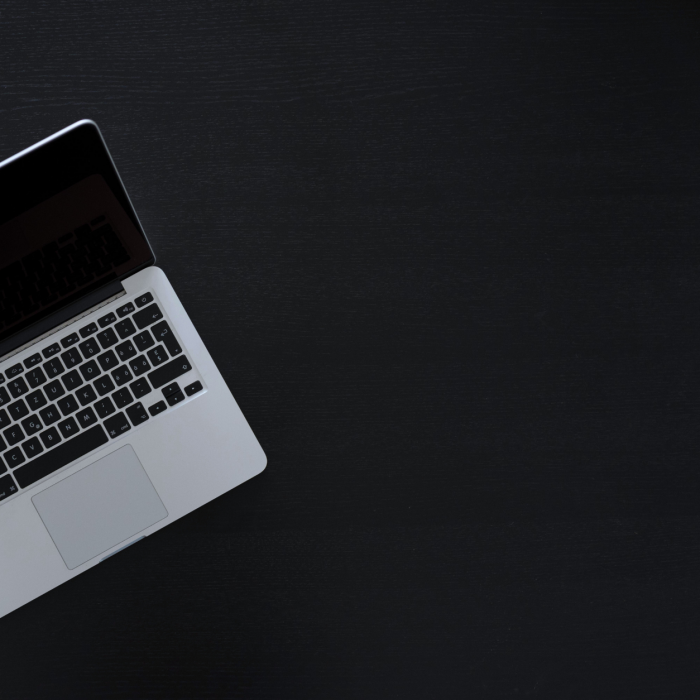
[0,120,266,618]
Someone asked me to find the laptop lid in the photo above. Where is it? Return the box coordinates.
[0,120,155,358]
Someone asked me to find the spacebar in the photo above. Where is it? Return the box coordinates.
[14,426,109,489]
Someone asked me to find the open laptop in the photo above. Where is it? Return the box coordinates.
[0,120,266,618]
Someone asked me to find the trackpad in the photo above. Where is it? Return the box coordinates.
[32,445,168,570]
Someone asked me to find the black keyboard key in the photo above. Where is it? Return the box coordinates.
[184,381,203,396]
[8,400,29,421]
[115,339,137,362]
[42,343,61,359]
[112,387,134,409]
[148,357,193,389]
[79,338,100,358]
[4,447,24,469]
[134,292,153,308]
[151,321,182,357]
[0,387,8,407]
[57,395,80,416]
[0,455,5,474]
[39,427,61,449]
[57,417,79,439]
[39,405,61,426]
[148,401,167,416]
[4,425,25,446]
[166,390,185,407]
[96,328,119,349]
[126,402,149,426]
[0,474,18,501]
[61,347,83,368]
[94,397,116,419]
[98,312,117,328]
[21,415,43,436]
[112,365,133,387]
[22,437,43,459]
[79,360,101,382]
[14,425,108,489]
[0,375,4,384]
[0,409,9,429]
[61,332,80,348]
[6,363,23,378]
[43,358,65,378]
[94,376,115,396]
[129,355,151,377]
[97,350,119,372]
[133,304,163,330]
[0,436,5,454]
[76,385,97,406]
[62,369,83,392]
[26,367,47,388]
[7,377,28,398]
[130,378,151,399]
[117,301,135,317]
[26,389,48,411]
[162,382,180,398]
[133,330,155,352]
[76,407,98,428]
[115,318,137,339]
[44,379,65,401]
[104,412,131,439]
[147,345,168,367]
[79,322,98,338]
[24,353,42,368]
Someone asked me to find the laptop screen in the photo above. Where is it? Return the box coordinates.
[0,122,154,351]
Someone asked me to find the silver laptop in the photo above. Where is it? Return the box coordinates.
[0,120,266,618]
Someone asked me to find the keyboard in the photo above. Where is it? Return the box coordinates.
[0,290,204,504]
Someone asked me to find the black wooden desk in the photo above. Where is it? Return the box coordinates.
[1,2,700,698]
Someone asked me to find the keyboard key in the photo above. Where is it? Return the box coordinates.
[24,353,42,368]
[112,365,133,387]
[0,436,5,454]
[184,381,203,396]
[61,347,83,368]
[39,427,61,449]
[21,415,42,436]
[57,395,79,416]
[0,474,18,501]
[61,332,80,348]
[57,417,79,439]
[97,328,119,349]
[79,338,100,358]
[8,400,29,421]
[79,322,98,338]
[117,301,135,317]
[129,355,151,377]
[76,386,97,406]
[148,401,167,416]
[166,390,185,407]
[0,375,4,384]
[134,292,153,308]
[133,304,163,330]
[76,407,98,428]
[43,358,65,378]
[0,409,9,429]
[115,340,137,362]
[104,412,131,439]
[94,376,115,396]
[115,318,137,339]
[151,321,182,357]
[112,387,134,409]
[98,312,117,328]
[22,437,43,459]
[79,360,101,381]
[147,344,168,367]
[4,425,25,446]
[62,369,83,392]
[7,377,29,398]
[42,343,61,359]
[148,357,192,389]
[133,330,155,352]
[130,378,151,399]
[126,402,149,426]
[14,425,108,489]
[26,389,48,411]
[4,447,25,469]
[26,367,47,388]
[97,350,119,372]
[39,405,61,426]
[44,379,65,401]
[162,382,180,398]
[6,363,23,378]
[94,397,116,419]
[0,387,8,407]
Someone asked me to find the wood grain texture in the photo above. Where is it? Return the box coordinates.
[2,1,700,697]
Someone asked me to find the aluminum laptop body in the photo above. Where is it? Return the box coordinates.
[0,121,266,618]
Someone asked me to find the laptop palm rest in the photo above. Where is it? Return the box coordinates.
[32,445,168,570]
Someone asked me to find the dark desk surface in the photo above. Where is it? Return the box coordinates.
[2,2,700,698]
